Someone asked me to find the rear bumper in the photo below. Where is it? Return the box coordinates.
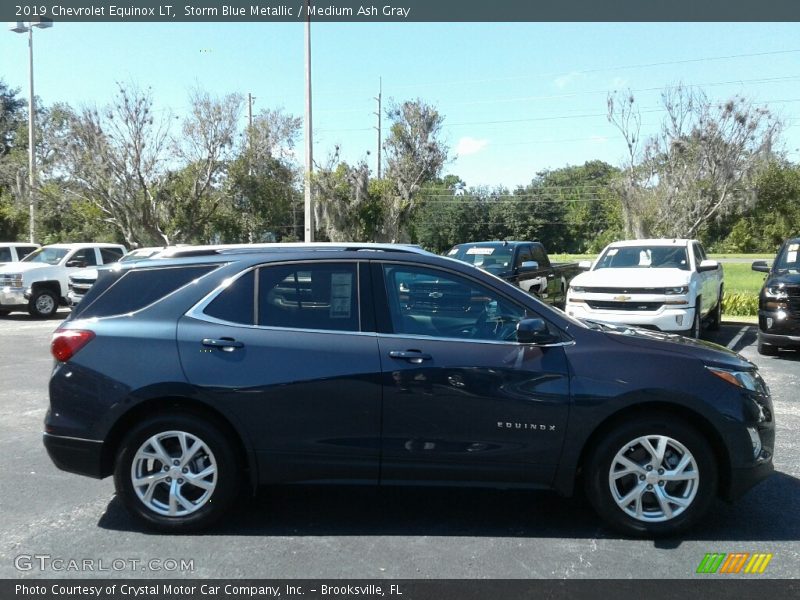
[43,432,105,479]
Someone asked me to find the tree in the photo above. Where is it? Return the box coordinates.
[313,150,381,242]
[379,99,448,242]
[608,85,782,239]
[61,83,171,246]
[164,89,243,242]
[718,161,800,253]
[0,80,25,158]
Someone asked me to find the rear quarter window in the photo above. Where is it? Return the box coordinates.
[74,265,217,319]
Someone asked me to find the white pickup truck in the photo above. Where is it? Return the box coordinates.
[565,238,724,338]
[0,243,126,318]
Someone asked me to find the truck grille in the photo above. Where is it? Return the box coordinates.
[581,287,669,294]
[787,286,800,317]
[586,300,663,312]
[69,278,95,293]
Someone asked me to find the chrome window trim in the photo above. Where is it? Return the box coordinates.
[377,332,574,348]
[187,259,364,334]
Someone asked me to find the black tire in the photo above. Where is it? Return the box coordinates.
[757,333,779,356]
[584,414,717,538]
[28,288,58,318]
[114,413,240,532]
[707,288,722,332]
[688,299,702,339]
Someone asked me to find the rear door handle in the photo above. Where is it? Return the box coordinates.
[388,350,432,364]
[202,337,244,352]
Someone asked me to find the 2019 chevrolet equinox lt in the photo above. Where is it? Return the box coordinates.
[44,243,775,537]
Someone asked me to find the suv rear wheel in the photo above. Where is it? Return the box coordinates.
[114,413,240,532]
[584,415,717,537]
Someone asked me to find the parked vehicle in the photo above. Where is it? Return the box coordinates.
[0,242,40,267]
[447,241,580,307]
[0,243,126,318]
[44,243,773,537]
[67,247,166,307]
[565,239,724,338]
[752,237,800,355]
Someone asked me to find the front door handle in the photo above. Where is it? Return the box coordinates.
[388,350,432,364]
[202,337,244,352]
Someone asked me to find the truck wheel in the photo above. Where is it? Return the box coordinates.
[29,289,58,318]
[584,414,717,537]
[688,300,701,339]
[707,288,722,332]
[114,413,240,532]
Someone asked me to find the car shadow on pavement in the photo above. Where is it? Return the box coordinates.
[97,471,800,543]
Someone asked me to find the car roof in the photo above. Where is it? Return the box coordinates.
[42,243,127,249]
[453,241,532,248]
[0,242,40,247]
[607,239,695,247]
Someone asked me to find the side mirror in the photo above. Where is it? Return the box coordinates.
[578,260,592,270]
[697,259,720,272]
[751,260,771,273]
[519,260,539,272]
[516,318,560,345]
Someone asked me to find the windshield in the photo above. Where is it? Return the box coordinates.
[21,247,68,265]
[448,245,514,272]
[774,241,800,272]
[594,245,689,271]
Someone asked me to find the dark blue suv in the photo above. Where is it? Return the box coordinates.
[44,244,775,537]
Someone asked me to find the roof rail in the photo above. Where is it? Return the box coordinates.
[158,242,431,259]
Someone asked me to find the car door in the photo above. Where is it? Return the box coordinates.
[373,261,571,486]
[177,260,382,484]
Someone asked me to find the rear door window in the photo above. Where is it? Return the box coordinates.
[258,263,359,332]
[0,248,11,262]
[203,270,256,325]
[100,247,124,264]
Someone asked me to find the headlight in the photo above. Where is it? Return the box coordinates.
[706,366,760,392]
[665,286,689,295]
[570,286,585,293]
[4,273,23,287]
[765,286,787,299]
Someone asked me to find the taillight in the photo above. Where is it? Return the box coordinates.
[51,329,95,362]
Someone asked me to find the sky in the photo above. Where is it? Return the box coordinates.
[1,21,799,189]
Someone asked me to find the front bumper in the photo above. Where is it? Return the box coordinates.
[565,301,696,333]
[0,286,27,308]
[43,432,105,479]
[66,290,85,307]
[758,309,800,348]
[725,460,774,501]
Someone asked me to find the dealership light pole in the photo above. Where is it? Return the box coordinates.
[303,1,314,242]
[9,19,52,244]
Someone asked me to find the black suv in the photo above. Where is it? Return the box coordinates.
[44,244,774,537]
[752,237,800,355]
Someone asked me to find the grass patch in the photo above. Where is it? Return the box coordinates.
[722,263,766,295]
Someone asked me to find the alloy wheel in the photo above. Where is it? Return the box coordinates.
[130,430,217,517]
[608,434,699,523]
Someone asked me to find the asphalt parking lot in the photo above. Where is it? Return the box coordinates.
[0,310,798,579]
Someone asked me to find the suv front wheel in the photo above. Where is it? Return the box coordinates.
[585,415,717,537]
[114,413,240,532]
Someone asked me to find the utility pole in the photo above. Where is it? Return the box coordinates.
[303,0,314,242]
[374,77,382,179]
[247,93,255,174]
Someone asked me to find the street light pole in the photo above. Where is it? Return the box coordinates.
[303,0,314,243]
[26,25,36,244]
[10,19,52,244]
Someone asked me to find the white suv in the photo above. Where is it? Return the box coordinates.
[0,243,126,318]
[565,239,724,338]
